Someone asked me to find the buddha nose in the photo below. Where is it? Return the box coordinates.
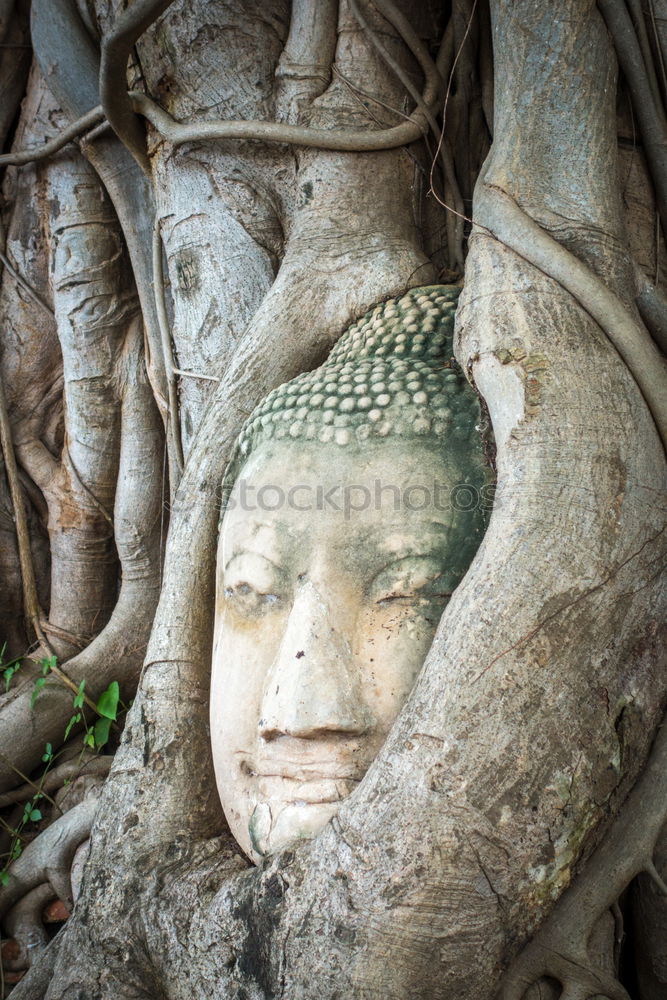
[259,580,373,741]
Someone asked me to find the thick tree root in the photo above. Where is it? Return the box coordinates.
[475,183,667,449]
[499,717,667,999]
[0,176,163,788]
[348,0,466,271]
[0,757,112,810]
[633,260,667,354]
[111,0,440,154]
[631,832,667,1000]
[0,793,99,922]
[4,936,59,1000]
[31,0,172,463]
[3,883,53,971]
[99,0,175,172]
[597,0,667,240]
[129,87,435,151]
[274,0,337,121]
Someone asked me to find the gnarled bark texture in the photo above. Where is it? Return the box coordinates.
[0,0,665,998]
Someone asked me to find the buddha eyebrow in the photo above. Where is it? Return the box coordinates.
[370,523,451,553]
[371,552,449,573]
[223,549,284,573]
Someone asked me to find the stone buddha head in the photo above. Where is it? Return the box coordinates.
[211,286,491,862]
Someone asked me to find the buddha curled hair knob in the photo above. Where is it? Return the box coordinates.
[223,285,485,498]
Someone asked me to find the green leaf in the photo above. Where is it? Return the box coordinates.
[93,716,112,748]
[3,657,22,692]
[30,675,47,708]
[28,808,42,822]
[83,729,95,748]
[0,869,9,886]
[42,742,53,762]
[64,712,81,741]
[73,679,86,710]
[40,656,55,676]
[96,681,119,721]
[11,841,22,860]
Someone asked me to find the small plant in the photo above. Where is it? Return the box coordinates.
[0,757,50,887]
[30,655,57,707]
[92,680,120,749]
[1,658,122,887]
[64,678,121,750]
[1,641,22,692]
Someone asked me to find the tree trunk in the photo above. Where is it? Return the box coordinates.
[1,0,665,998]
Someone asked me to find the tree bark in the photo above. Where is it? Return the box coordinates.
[1,1,666,998]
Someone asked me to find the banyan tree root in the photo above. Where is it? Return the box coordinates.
[0,792,100,923]
[0,768,103,979]
[631,823,667,1000]
[499,716,667,1000]
[31,0,171,453]
[2,883,54,971]
[474,183,667,450]
[0,80,163,789]
[0,756,112,810]
[633,260,667,354]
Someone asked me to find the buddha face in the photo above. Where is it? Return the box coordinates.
[210,435,483,861]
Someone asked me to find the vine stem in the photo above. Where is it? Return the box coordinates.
[0,106,104,167]
[129,89,436,150]
[0,756,112,809]
[0,373,44,651]
[152,220,184,473]
[0,753,59,812]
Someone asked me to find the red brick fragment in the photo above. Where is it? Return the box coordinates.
[1,938,21,962]
[43,899,70,922]
[3,969,25,983]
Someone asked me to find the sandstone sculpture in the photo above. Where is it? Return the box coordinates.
[211,285,492,860]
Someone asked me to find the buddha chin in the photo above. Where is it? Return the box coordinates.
[236,730,373,857]
[249,801,342,858]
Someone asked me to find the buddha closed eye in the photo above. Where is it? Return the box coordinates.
[370,556,454,604]
[223,554,285,614]
[210,286,492,862]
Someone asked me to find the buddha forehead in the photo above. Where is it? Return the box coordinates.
[220,436,461,565]
[219,284,491,590]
